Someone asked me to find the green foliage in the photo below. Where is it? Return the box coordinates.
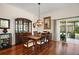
[75,26,79,34]
[60,32,66,41]
[69,32,75,38]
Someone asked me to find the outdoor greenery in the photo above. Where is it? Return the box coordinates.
[75,25,79,34]
[60,32,66,41]
[60,19,79,40]
[69,32,75,38]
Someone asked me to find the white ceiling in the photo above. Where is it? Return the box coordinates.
[8,3,79,16]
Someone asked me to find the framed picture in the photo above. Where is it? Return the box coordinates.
[0,18,10,29]
[44,16,51,29]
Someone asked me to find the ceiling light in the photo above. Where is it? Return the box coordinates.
[36,3,43,27]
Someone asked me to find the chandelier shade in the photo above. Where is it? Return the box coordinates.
[37,19,43,27]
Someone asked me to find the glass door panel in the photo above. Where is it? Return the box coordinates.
[66,20,75,39]
[75,20,79,39]
[60,20,66,41]
[29,22,32,32]
[59,18,79,43]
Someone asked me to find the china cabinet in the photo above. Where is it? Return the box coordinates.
[15,18,32,44]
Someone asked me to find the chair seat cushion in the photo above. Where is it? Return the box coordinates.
[24,42,34,47]
[37,41,45,44]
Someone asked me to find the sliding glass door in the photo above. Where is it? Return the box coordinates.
[59,17,79,43]
[74,21,79,39]
[60,20,66,41]
[66,20,75,38]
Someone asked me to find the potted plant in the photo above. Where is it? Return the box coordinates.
[60,32,66,41]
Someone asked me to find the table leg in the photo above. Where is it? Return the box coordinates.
[34,40,38,54]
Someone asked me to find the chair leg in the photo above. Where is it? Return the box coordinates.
[27,41,28,48]
[40,40,42,51]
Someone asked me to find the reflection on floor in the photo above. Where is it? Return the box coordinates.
[0,40,79,55]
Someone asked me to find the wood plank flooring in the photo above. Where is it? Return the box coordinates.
[0,40,79,55]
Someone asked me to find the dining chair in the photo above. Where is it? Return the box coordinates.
[22,33,34,48]
[23,38,34,48]
[45,32,52,47]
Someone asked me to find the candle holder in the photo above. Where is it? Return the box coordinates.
[3,28,7,33]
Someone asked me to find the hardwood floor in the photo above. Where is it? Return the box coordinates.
[0,40,79,55]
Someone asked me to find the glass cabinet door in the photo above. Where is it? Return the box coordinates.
[24,21,28,32]
[18,20,23,33]
[29,22,32,32]
[15,18,32,33]
[15,20,18,33]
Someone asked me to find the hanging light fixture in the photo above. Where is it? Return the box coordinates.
[36,3,43,27]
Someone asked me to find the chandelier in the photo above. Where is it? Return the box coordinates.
[36,3,43,27]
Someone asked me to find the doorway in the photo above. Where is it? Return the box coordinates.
[56,16,79,44]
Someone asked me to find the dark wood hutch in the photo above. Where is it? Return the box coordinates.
[15,18,32,45]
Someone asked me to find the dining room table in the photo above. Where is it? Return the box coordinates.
[26,35,42,54]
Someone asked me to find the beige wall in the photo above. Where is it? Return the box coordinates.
[0,4,37,45]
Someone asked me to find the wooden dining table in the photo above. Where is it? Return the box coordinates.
[26,35,41,54]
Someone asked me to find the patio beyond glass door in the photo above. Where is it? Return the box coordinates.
[74,21,79,39]
[66,20,75,39]
[60,17,79,43]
